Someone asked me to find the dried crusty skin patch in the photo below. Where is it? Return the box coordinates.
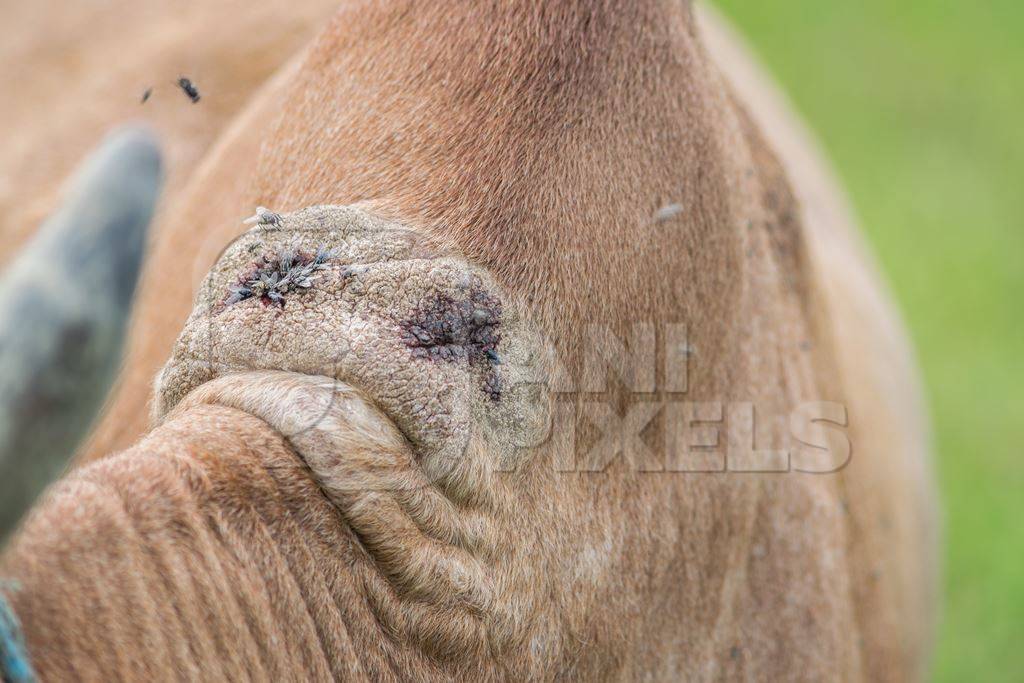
[154,205,549,490]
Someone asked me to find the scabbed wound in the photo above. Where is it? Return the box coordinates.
[154,206,548,492]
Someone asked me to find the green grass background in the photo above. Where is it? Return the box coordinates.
[712,1,1023,679]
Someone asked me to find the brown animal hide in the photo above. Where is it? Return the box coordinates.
[1,2,936,681]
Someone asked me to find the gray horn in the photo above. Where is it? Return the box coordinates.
[0,127,162,539]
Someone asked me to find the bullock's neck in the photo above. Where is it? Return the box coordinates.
[2,398,469,680]
[253,0,810,399]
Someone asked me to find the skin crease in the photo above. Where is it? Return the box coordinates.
[2,1,937,681]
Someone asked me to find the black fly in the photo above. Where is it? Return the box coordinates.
[176,77,200,103]
[140,87,152,104]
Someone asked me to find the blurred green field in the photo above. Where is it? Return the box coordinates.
[713,1,1023,679]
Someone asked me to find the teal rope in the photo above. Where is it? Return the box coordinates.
[0,589,34,683]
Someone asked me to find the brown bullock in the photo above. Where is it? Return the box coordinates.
[0,2,937,680]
